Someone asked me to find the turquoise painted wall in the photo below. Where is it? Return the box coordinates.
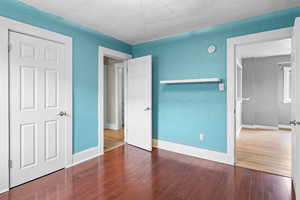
[132,7,300,153]
[1,0,131,153]
[3,0,300,154]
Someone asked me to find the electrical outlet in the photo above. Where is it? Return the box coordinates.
[219,83,224,91]
[199,134,204,142]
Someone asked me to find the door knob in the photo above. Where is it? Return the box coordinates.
[144,107,151,111]
[57,111,67,116]
[289,120,300,126]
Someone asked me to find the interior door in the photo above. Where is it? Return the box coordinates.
[292,18,300,198]
[9,32,66,187]
[126,56,152,151]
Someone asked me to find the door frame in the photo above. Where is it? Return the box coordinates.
[0,16,73,193]
[226,27,293,165]
[98,46,132,154]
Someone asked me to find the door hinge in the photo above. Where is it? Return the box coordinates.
[9,160,13,168]
[8,43,12,52]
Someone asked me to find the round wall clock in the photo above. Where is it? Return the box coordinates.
[208,45,216,54]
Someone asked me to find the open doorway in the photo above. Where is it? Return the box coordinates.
[235,38,292,177]
[103,56,125,152]
[99,47,152,155]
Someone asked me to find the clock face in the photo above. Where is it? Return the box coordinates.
[208,45,216,54]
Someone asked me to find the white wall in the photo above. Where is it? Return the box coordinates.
[104,58,124,130]
[236,57,243,137]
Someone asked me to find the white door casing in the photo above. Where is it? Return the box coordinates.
[98,47,132,154]
[227,27,292,165]
[292,17,300,199]
[0,16,72,193]
[0,26,9,193]
[235,60,243,137]
[126,56,152,151]
[9,32,66,187]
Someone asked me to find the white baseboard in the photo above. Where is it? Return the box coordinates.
[242,124,254,129]
[104,123,120,130]
[0,148,101,194]
[0,188,8,194]
[236,126,242,138]
[254,125,278,130]
[71,146,101,167]
[242,124,278,130]
[242,124,291,130]
[153,139,232,165]
[278,124,291,129]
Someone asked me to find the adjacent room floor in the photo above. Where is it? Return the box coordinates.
[236,128,291,177]
[104,128,124,152]
[0,145,294,200]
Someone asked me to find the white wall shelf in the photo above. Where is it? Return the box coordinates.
[160,78,222,84]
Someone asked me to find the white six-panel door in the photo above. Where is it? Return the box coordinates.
[9,32,66,187]
[126,56,152,151]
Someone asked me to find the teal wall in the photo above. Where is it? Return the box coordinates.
[3,0,300,154]
[1,0,131,153]
[132,7,300,153]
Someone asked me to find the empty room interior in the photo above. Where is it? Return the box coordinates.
[3,1,300,200]
[235,39,292,177]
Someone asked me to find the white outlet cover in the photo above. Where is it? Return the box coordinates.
[219,83,225,91]
[199,134,204,141]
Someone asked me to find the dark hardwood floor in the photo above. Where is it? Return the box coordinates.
[0,145,295,200]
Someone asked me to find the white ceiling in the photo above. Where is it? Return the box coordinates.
[19,0,300,44]
[237,38,291,58]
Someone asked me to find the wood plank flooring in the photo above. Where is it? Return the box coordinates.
[0,145,295,200]
[236,128,291,177]
[104,128,124,152]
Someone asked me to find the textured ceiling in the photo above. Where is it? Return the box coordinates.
[19,0,300,44]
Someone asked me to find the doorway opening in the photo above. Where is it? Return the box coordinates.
[103,56,125,152]
[99,47,152,154]
[235,38,292,177]
[98,47,132,154]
